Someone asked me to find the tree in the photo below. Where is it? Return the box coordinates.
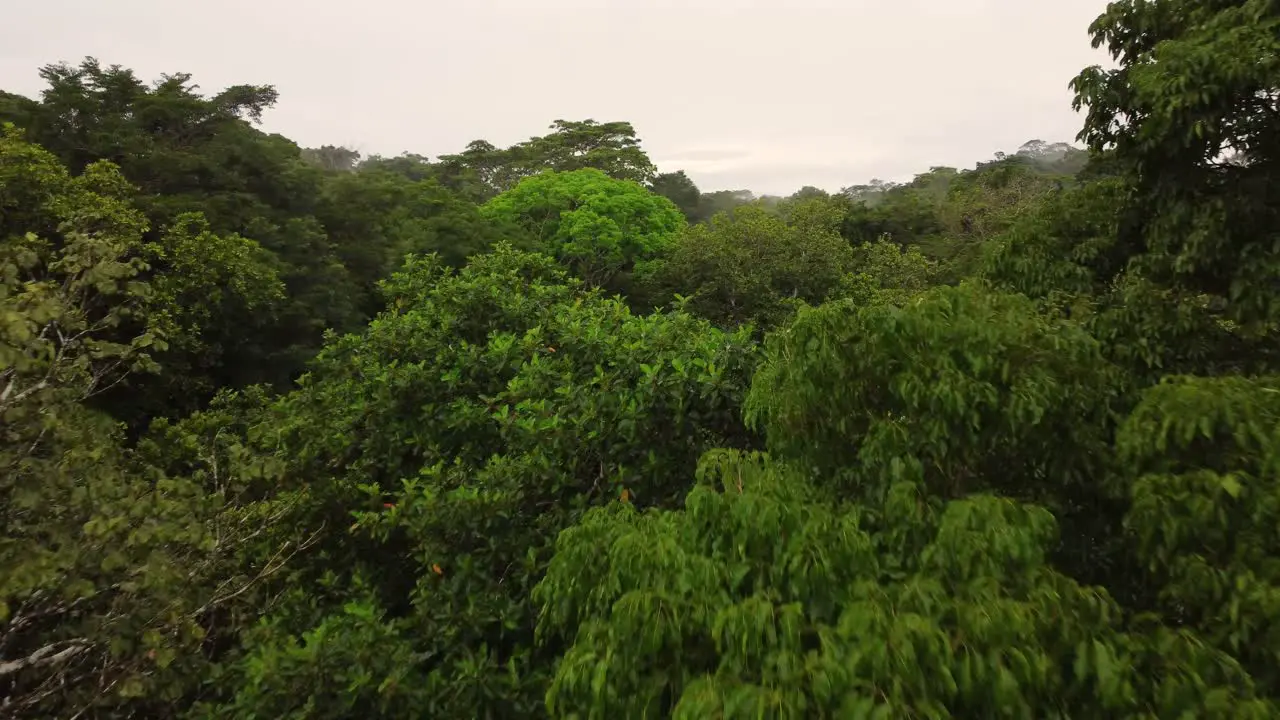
[121,213,287,420]
[434,120,660,201]
[9,58,278,178]
[200,244,759,717]
[839,187,944,248]
[1071,0,1280,331]
[518,119,657,185]
[0,144,304,719]
[787,185,829,202]
[1117,374,1280,690]
[1,126,293,427]
[535,450,1273,719]
[696,189,757,221]
[0,59,367,420]
[301,145,361,172]
[979,178,1252,384]
[358,152,438,183]
[841,177,903,204]
[434,139,516,202]
[838,238,939,307]
[314,169,508,314]
[480,169,684,288]
[635,203,857,329]
[649,170,702,222]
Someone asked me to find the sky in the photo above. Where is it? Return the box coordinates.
[1,0,1113,195]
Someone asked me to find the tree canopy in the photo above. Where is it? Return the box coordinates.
[481,169,685,289]
[4,2,1280,717]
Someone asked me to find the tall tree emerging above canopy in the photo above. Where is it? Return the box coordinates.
[0,58,363,406]
[8,58,280,210]
[437,120,658,200]
[521,120,657,184]
[301,145,361,172]
[481,169,684,288]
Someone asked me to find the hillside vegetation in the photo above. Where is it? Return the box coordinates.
[3,1,1280,717]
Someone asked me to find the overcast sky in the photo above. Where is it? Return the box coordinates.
[1,0,1112,195]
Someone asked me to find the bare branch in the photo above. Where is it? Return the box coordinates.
[0,640,91,678]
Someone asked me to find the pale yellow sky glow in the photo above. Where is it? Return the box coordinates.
[1,0,1112,194]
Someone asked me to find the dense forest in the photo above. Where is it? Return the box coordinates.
[3,1,1279,717]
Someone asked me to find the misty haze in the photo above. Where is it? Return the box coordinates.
[2,0,1112,194]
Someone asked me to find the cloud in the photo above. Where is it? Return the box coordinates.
[0,0,1113,196]
[657,147,753,163]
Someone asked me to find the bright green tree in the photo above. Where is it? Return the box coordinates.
[536,449,1274,718]
[481,169,684,288]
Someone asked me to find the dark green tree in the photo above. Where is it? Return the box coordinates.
[649,170,702,222]
[200,245,758,718]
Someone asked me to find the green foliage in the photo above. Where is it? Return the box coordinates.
[836,239,940,308]
[649,170,702,222]
[840,186,945,247]
[1072,0,1280,330]
[482,169,685,288]
[0,143,297,717]
[0,60,356,419]
[695,189,760,223]
[196,590,431,719]
[1118,375,1280,689]
[635,202,857,329]
[932,159,1069,269]
[536,450,1275,718]
[2,60,523,428]
[746,284,1118,506]
[0,126,161,403]
[8,3,1280,716]
[982,177,1266,387]
[205,244,759,717]
[435,120,658,201]
[301,145,361,173]
[838,148,1080,284]
[123,213,287,418]
[2,125,298,426]
[518,120,657,185]
[982,178,1126,303]
[314,168,509,313]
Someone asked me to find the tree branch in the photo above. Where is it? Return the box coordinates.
[0,640,91,678]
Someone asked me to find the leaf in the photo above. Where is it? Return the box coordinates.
[1220,474,1242,499]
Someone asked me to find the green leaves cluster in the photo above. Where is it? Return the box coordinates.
[747,285,1117,503]
[204,244,759,717]
[635,203,858,329]
[537,451,1273,718]
[1,129,301,718]
[482,169,685,288]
